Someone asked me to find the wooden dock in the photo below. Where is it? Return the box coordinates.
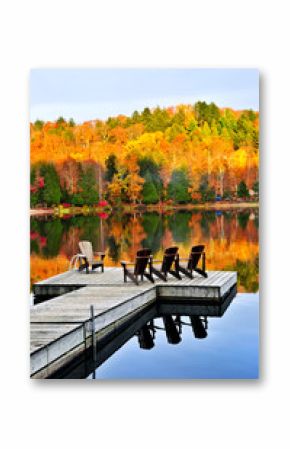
[30,269,237,378]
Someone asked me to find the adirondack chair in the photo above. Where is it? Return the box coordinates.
[78,241,105,273]
[121,248,154,285]
[150,246,181,281]
[176,245,207,279]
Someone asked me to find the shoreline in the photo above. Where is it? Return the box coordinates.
[30,201,259,217]
[130,202,259,211]
[30,208,54,216]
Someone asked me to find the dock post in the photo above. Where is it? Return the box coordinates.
[90,305,97,363]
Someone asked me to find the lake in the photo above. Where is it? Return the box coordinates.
[30,208,259,293]
[49,290,259,379]
[30,208,259,379]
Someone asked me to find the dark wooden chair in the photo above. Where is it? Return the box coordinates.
[78,241,105,274]
[176,244,207,279]
[121,248,154,286]
[150,246,181,281]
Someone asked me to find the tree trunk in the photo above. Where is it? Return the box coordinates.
[98,165,103,199]
[219,170,224,197]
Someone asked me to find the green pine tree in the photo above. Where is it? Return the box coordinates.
[74,166,99,205]
[30,166,40,207]
[39,163,61,206]
[142,171,159,204]
[168,169,191,203]
[253,180,259,195]
[138,157,163,199]
[237,180,250,199]
[105,154,118,182]
[34,119,44,131]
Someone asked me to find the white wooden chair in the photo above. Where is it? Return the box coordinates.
[78,241,105,273]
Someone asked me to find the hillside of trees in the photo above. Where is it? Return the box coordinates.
[30,102,259,207]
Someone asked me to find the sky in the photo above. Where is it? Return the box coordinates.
[30,68,259,123]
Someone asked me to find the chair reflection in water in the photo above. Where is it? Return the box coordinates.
[136,321,155,349]
[190,316,208,339]
[162,316,181,344]
[136,315,182,349]
[175,316,208,339]
[136,315,208,349]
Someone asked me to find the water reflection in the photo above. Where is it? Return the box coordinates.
[30,209,259,292]
[51,286,238,379]
[137,315,208,347]
[137,323,155,349]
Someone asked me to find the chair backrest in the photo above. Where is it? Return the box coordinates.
[187,245,205,270]
[134,248,151,276]
[161,246,179,273]
[79,241,94,265]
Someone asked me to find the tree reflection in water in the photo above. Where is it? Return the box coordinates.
[30,209,259,292]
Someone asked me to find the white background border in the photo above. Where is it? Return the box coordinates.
[0,1,289,448]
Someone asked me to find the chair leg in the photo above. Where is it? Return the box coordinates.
[126,270,139,285]
[194,268,207,278]
[129,273,139,285]
[178,265,193,279]
[202,253,206,272]
[151,266,167,281]
[78,263,86,272]
[168,270,182,280]
[144,272,155,284]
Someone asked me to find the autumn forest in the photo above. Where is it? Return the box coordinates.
[30,102,259,207]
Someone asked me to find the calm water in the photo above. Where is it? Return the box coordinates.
[30,208,259,292]
[52,291,259,379]
[31,209,259,379]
